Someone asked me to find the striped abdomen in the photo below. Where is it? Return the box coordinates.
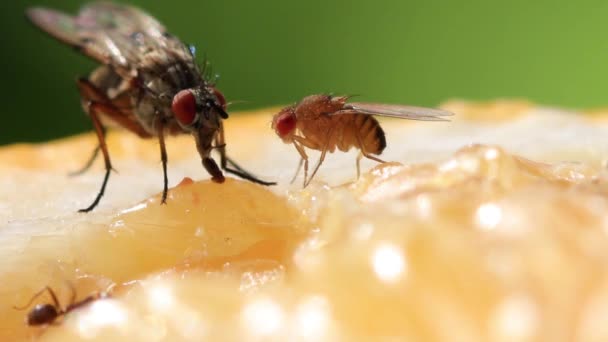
[331,114,387,155]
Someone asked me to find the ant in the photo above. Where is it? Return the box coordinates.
[14,284,109,326]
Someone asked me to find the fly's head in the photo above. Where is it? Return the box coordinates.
[272,106,297,144]
[172,86,227,183]
[171,86,228,131]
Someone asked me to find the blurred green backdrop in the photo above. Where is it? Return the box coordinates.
[2,0,608,145]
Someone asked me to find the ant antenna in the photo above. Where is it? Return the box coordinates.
[13,286,59,311]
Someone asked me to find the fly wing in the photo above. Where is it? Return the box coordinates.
[26,3,194,76]
[26,7,117,65]
[333,103,454,121]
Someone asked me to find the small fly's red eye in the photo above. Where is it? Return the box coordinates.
[276,112,297,137]
[172,90,197,126]
[211,87,226,110]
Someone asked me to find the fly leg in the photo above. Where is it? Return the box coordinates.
[79,101,114,213]
[356,152,363,179]
[355,132,386,179]
[77,78,152,138]
[76,78,152,212]
[300,128,333,188]
[289,158,304,184]
[156,118,169,204]
[290,138,309,187]
[305,147,328,188]
[75,78,150,178]
[215,122,276,185]
[70,146,100,176]
[68,127,104,177]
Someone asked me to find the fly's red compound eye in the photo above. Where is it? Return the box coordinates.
[275,111,297,137]
[172,90,197,126]
[211,87,226,110]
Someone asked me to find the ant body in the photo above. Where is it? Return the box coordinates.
[14,285,108,326]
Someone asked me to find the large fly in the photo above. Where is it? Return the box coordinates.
[26,2,275,212]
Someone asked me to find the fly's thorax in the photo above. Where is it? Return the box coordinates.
[131,89,170,134]
[295,94,347,120]
[139,50,201,93]
[131,58,203,134]
[87,66,125,98]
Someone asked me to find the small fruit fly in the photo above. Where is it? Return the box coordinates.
[26,3,275,212]
[14,285,109,326]
[271,94,453,187]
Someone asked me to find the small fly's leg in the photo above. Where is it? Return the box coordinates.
[215,123,276,186]
[356,152,363,179]
[305,148,328,188]
[290,158,304,184]
[355,132,386,179]
[69,127,105,177]
[290,139,309,187]
[157,118,169,204]
[302,128,334,188]
[361,152,385,164]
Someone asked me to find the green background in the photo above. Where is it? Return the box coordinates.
[2,0,608,145]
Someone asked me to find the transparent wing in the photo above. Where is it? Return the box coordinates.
[332,103,454,121]
[26,3,193,75]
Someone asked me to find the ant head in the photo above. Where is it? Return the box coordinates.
[272,106,297,143]
[27,303,59,326]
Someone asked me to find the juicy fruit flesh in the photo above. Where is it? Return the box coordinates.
[4,103,608,340]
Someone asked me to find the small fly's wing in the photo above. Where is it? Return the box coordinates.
[334,103,454,121]
[26,3,193,77]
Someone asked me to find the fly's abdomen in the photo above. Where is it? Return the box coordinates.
[352,114,386,155]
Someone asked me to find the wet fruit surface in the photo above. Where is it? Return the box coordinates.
[3,103,608,341]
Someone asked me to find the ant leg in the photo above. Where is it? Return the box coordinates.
[66,295,98,313]
[157,119,169,204]
[13,286,58,311]
[215,123,276,185]
[47,287,61,311]
[66,282,76,312]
